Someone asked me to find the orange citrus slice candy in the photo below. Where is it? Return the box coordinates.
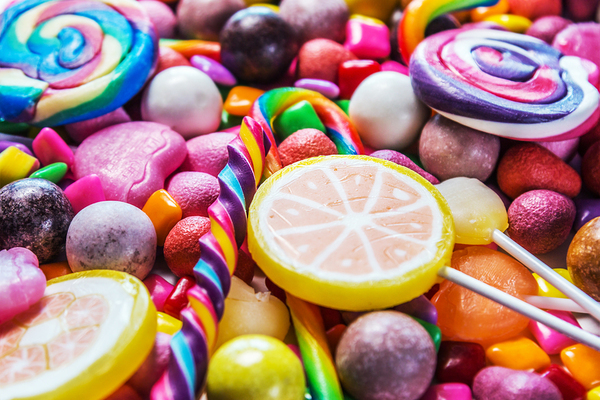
[248,155,455,311]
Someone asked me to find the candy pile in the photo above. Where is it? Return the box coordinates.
[3,0,600,399]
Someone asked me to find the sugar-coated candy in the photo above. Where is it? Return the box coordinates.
[176,0,245,40]
[507,190,576,254]
[144,274,175,312]
[294,78,341,98]
[279,0,349,44]
[419,115,500,181]
[223,86,266,117]
[561,344,600,389]
[163,276,195,318]
[349,71,429,150]
[64,108,132,144]
[336,311,436,400]
[343,15,390,60]
[207,335,306,400]
[582,141,600,195]
[497,143,581,199]
[73,122,186,208]
[486,336,551,371]
[163,216,211,277]
[0,179,73,263]
[142,189,182,246]
[216,276,290,348]
[296,39,357,83]
[553,23,600,70]
[338,59,381,99]
[190,55,237,86]
[539,364,587,400]
[529,310,580,354]
[473,366,562,400]
[220,7,298,83]
[278,129,338,167]
[141,66,222,139]
[370,149,440,184]
[435,341,486,386]
[421,383,472,400]
[526,15,572,43]
[0,147,40,187]
[0,248,45,324]
[179,131,236,177]
[568,217,600,301]
[432,247,538,344]
[31,127,74,169]
[166,171,219,218]
[536,137,579,162]
[63,174,106,215]
[66,201,157,280]
[139,0,177,39]
[436,177,508,245]
[574,198,600,231]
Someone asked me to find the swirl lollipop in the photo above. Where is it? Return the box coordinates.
[0,0,158,127]
[410,28,600,141]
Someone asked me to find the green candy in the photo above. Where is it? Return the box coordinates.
[334,99,350,116]
[219,109,244,130]
[273,100,326,139]
[412,316,442,352]
[29,162,68,183]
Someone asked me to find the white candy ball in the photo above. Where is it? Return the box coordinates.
[141,66,222,139]
[349,71,430,150]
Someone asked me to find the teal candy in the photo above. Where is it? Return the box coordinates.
[29,162,68,183]
[273,100,326,139]
[413,316,442,352]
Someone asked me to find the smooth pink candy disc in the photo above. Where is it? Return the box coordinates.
[421,383,473,400]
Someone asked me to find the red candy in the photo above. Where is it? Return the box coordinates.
[435,341,486,386]
[278,128,338,166]
[338,59,381,99]
[539,364,587,400]
[143,274,175,313]
[582,140,600,196]
[163,276,196,319]
[163,216,211,277]
[296,38,356,83]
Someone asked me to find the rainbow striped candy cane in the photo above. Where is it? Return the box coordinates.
[150,116,270,400]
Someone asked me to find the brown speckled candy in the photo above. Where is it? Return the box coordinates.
[0,178,74,263]
[507,190,575,254]
[568,217,600,301]
[66,201,157,280]
[336,311,436,400]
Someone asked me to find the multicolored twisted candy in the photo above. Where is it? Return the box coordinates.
[410,28,600,141]
[249,87,364,177]
[150,116,270,400]
[0,0,158,127]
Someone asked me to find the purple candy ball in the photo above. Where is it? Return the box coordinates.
[473,366,562,400]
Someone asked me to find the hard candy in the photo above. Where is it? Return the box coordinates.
[279,0,349,44]
[574,198,600,231]
[141,189,182,246]
[349,71,429,150]
[536,137,579,162]
[0,179,74,263]
[73,122,186,208]
[296,39,356,83]
[176,0,245,41]
[420,383,472,400]
[66,201,157,280]
[553,22,600,71]
[139,0,176,39]
[344,15,390,60]
[435,341,486,386]
[0,147,39,187]
[560,344,600,390]
[370,149,439,184]
[273,101,326,139]
[339,59,381,100]
[508,0,562,20]
[65,108,132,144]
[582,140,600,196]
[143,274,174,312]
[567,216,600,301]
[529,310,580,355]
[179,131,236,177]
[526,16,572,43]
[190,55,237,86]
[419,115,500,181]
[223,86,265,117]
[539,364,587,400]
[393,295,438,325]
[31,127,74,169]
[166,171,219,218]
[507,190,576,254]
[141,66,222,139]
[473,366,562,400]
[486,337,551,371]
[343,0,396,22]
[277,129,338,167]
[154,46,192,76]
[163,216,211,277]
[294,78,340,98]
[63,174,106,215]
[336,311,436,400]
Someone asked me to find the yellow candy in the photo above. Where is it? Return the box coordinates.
[224,86,265,117]
[157,311,183,335]
[249,3,279,11]
[0,146,39,187]
[486,337,550,371]
[142,189,182,246]
[533,269,573,298]
[484,14,532,33]
[561,344,600,390]
[344,0,396,22]
[589,386,600,400]
[471,0,510,22]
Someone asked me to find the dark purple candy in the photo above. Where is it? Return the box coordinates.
[393,295,438,325]
[574,198,600,231]
[435,341,486,386]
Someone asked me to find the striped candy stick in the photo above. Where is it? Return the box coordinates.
[150,116,270,400]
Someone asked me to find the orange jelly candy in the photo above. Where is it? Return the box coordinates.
[561,344,600,390]
[142,189,182,246]
[223,86,265,117]
[432,247,538,344]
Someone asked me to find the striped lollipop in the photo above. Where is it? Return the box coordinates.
[410,28,600,141]
[0,0,158,127]
[150,116,270,400]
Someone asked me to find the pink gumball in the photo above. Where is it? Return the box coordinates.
[179,131,236,176]
[166,171,220,218]
[139,0,177,39]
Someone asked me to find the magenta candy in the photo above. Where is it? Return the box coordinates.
[536,137,579,162]
[0,141,33,156]
[370,149,439,184]
[343,16,390,60]
[63,174,106,214]
[179,131,236,177]
[421,383,472,400]
[166,171,219,218]
[528,310,579,354]
[139,0,176,39]
[143,274,175,313]
[32,127,74,168]
[526,16,572,43]
[73,122,186,208]
[393,295,438,325]
[553,22,600,71]
[65,107,131,144]
[381,60,409,76]
[0,247,46,324]
[190,55,237,86]
[294,78,340,98]
[473,366,562,400]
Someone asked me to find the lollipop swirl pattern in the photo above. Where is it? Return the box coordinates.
[410,28,600,141]
[0,0,158,127]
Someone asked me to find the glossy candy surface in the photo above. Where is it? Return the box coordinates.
[486,337,551,371]
[568,217,600,301]
[435,341,486,385]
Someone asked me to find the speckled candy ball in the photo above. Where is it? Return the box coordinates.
[176,0,245,41]
[163,216,211,277]
[0,179,74,263]
[220,7,298,84]
[166,171,219,218]
[473,366,562,400]
[179,131,236,177]
[66,201,157,280]
[419,114,500,182]
[507,190,575,254]
[568,217,600,301]
[279,0,349,44]
[278,129,338,167]
[336,311,436,400]
[296,38,356,83]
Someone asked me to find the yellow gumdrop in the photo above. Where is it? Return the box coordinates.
[533,269,573,298]
[157,311,183,335]
[471,0,510,22]
[0,146,39,187]
[436,177,508,245]
[484,14,532,33]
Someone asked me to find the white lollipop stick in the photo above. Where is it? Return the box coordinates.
[491,229,600,322]
[437,266,600,351]
[524,295,587,314]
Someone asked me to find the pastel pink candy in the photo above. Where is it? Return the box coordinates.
[421,383,473,400]
[63,174,106,214]
[65,107,131,143]
[344,17,390,60]
[528,310,579,354]
[73,122,186,208]
[166,171,219,218]
[178,131,236,177]
[31,127,74,168]
[381,60,409,76]
[0,248,46,324]
[553,22,600,71]
[139,0,176,39]
[143,274,174,312]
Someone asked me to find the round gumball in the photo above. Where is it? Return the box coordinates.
[278,129,338,167]
[370,149,439,184]
[279,0,349,44]
[166,171,219,218]
[141,66,222,139]
[419,114,500,182]
[177,0,245,41]
[525,16,571,43]
[179,131,236,177]
[568,217,600,301]
[163,216,211,277]
[220,7,299,84]
[207,335,305,400]
[139,1,176,39]
[296,39,356,83]
[0,178,74,263]
[473,366,562,400]
[349,71,430,150]
[154,46,192,76]
[336,311,436,400]
[507,190,575,254]
[66,201,157,280]
[582,141,600,196]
